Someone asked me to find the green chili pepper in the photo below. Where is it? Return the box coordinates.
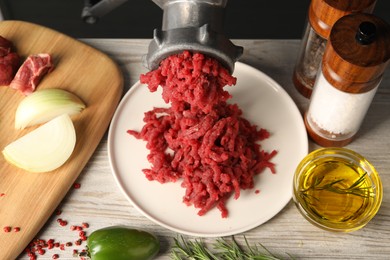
[87,226,160,260]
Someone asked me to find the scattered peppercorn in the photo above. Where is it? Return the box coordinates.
[3,226,11,232]
[22,207,89,259]
[73,183,81,189]
[81,222,89,228]
[37,248,45,255]
[56,218,68,227]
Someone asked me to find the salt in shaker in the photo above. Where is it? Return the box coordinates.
[305,13,390,147]
[292,0,376,98]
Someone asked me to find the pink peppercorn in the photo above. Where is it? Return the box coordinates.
[37,248,45,255]
[82,222,89,228]
[57,218,68,226]
[3,226,11,232]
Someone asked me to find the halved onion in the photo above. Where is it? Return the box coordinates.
[15,88,86,129]
[2,114,76,173]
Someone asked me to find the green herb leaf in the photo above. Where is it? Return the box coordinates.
[170,235,292,260]
[300,172,371,199]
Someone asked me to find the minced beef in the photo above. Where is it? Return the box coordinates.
[128,51,277,218]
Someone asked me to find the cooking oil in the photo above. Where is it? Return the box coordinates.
[293,148,382,232]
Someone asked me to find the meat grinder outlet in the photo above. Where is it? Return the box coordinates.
[143,0,243,73]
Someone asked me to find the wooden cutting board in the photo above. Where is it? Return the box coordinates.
[0,21,123,258]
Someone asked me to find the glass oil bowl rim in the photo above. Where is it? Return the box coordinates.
[292,147,383,232]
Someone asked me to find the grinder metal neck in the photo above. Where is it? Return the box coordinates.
[144,0,243,73]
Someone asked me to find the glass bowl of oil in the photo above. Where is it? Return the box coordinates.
[292,147,382,232]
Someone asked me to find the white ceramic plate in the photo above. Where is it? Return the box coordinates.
[108,62,308,237]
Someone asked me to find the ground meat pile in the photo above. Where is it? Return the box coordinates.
[128,51,277,218]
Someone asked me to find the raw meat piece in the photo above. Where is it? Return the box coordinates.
[9,53,54,95]
[0,52,20,86]
[0,36,13,56]
[0,36,20,86]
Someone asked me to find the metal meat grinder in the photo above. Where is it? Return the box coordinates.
[82,0,243,72]
[143,0,243,72]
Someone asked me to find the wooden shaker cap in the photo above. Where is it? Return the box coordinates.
[309,0,376,39]
[322,13,390,93]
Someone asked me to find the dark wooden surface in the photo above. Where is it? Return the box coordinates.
[0,0,388,39]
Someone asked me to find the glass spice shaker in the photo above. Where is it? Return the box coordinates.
[292,0,376,98]
[305,13,390,147]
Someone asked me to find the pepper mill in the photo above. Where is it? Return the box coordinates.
[292,0,376,98]
[305,13,390,147]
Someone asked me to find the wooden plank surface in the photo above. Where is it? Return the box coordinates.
[81,39,390,259]
[0,21,123,258]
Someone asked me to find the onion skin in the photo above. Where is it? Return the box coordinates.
[15,88,86,129]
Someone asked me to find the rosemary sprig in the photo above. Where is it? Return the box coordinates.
[170,235,292,260]
[171,235,218,260]
[300,172,371,199]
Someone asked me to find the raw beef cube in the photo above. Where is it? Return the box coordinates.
[0,36,20,86]
[0,52,20,85]
[9,53,54,95]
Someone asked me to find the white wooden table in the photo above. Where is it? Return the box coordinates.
[18,39,390,259]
